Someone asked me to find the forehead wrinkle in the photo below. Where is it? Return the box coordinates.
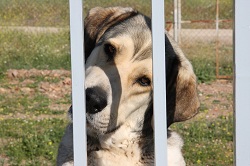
[132,45,152,62]
[132,32,147,56]
[98,29,123,43]
[131,28,151,55]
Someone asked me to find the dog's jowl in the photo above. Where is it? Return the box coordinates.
[57,6,199,166]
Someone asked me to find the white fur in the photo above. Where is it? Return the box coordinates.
[58,122,185,166]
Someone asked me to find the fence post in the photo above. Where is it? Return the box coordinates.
[215,0,220,78]
[174,0,178,42]
[152,0,168,165]
[177,0,181,44]
[69,0,87,165]
[234,0,250,165]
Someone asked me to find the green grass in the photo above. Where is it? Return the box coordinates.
[0,29,71,79]
[0,29,233,83]
[0,116,233,165]
[0,0,152,27]
[171,115,233,165]
[0,70,71,164]
[0,118,67,165]
[182,42,233,83]
[181,0,233,29]
[217,44,234,76]
[0,0,70,27]
[0,0,233,82]
[0,70,71,117]
[0,0,232,27]
[0,93,66,116]
[182,0,233,20]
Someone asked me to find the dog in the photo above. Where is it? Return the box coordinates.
[57,6,199,166]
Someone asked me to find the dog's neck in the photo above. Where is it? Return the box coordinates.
[88,122,153,149]
[87,119,154,165]
[87,109,154,154]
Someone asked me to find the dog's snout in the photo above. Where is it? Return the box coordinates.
[86,87,107,114]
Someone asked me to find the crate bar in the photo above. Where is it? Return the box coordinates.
[234,0,250,165]
[69,0,87,165]
[152,0,168,165]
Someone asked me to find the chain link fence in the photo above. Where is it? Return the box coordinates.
[0,0,233,165]
[0,1,71,165]
[166,0,233,80]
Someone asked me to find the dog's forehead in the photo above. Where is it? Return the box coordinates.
[101,14,151,38]
[100,14,152,61]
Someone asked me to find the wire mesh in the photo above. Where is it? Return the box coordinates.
[167,0,233,81]
[0,0,233,165]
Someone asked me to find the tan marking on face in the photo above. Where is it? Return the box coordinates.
[85,34,153,134]
[108,35,153,101]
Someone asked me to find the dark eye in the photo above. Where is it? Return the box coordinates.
[104,43,116,61]
[137,77,151,86]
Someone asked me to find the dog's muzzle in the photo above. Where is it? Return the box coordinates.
[86,87,107,114]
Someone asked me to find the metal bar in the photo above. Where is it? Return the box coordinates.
[179,19,232,24]
[215,36,220,79]
[173,0,178,42]
[234,0,250,165]
[69,0,87,165]
[216,75,233,79]
[216,0,219,34]
[215,0,220,79]
[177,0,181,44]
[152,0,168,165]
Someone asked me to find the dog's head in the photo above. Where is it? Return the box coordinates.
[71,7,199,136]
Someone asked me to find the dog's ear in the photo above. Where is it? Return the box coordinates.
[84,7,138,61]
[165,34,200,127]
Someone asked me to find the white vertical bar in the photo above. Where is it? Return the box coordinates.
[216,0,219,35]
[69,0,87,165]
[152,0,168,165]
[173,0,178,42]
[177,0,181,44]
[235,0,250,165]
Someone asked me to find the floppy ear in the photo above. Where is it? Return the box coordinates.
[165,34,200,127]
[84,7,138,61]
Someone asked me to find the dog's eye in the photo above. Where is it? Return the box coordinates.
[104,43,116,61]
[137,77,151,86]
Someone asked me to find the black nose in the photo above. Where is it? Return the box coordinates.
[86,87,107,114]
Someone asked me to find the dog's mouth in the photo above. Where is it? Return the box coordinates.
[85,86,112,135]
[86,112,121,136]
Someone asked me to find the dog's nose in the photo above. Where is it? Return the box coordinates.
[86,87,107,114]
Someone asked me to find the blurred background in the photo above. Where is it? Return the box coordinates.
[0,0,233,165]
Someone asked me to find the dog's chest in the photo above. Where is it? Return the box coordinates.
[87,138,153,166]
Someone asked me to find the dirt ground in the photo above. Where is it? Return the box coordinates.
[197,79,233,119]
[0,69,234,165]
[2,69,233,120]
